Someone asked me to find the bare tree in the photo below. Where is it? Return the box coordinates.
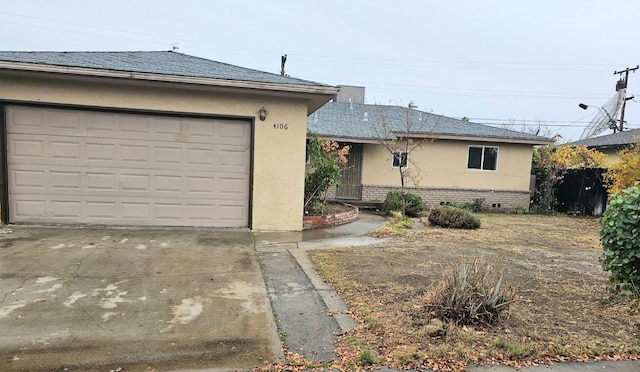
[370,104,440,216]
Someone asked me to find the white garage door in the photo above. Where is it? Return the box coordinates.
[6,105,251,227]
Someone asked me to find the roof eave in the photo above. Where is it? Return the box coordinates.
[394,132,554,145]
[0,61,338,113]
[309,132,552,145]
[307,135,385,144]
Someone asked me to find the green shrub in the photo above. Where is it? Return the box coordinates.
[389,211,414,229]
[440,198,484,213]
[600,183,640,296]
[428,206,481,229]
[355,349,377,366]
[427,257,516,326]
[382,191,424,217]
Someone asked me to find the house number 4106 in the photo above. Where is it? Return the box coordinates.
[273,123,288,130]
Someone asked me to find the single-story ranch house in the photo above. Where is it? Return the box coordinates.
[308,88,553,211]
[0,51,338,231]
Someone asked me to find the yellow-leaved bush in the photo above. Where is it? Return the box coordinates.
[605,143,640,194]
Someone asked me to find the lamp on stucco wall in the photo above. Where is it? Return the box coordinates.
[259,106,267,121]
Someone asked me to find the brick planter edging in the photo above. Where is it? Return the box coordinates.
[303,203,360,230]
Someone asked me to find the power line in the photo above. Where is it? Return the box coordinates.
[0,11,628,72]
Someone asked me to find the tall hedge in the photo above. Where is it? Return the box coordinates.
[600,183,640,296]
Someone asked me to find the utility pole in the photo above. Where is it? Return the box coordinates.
[614,65,638,131]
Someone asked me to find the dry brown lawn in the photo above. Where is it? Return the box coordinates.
[309,214,640,371]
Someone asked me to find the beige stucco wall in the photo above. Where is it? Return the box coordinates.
[0,71,310,231]
[601,149,621,164]
[362,139,534,192]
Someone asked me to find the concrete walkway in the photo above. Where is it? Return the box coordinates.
[252,213,387,361]
[255,212,640,372]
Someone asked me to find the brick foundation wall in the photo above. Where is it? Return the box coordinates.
[359,185,530,212]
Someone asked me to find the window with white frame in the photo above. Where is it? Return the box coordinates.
[392,151,408,168]
[467,146,498,170]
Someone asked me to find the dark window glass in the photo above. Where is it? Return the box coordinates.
[483,147,498,170]
[392,151,407,167]
[467,147,482,169]
[468,146,498,170]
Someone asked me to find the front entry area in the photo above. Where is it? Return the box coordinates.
[335,143,363,200]
[5,105,251,227]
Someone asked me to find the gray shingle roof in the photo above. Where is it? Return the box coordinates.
[567,128,640,149]
[307,102,551,144]
[0,51,328,87]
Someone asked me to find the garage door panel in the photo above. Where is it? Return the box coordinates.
[13,198,47,219]
[218,148,250,168]
[48,110,81,131]
[119,115,151,136]
[155,175,183,193]
[218,177,249,196]
[50,141,81,161]
[51,200,82,218]
[7,106,45,131]
[219,121,251,139]
[155,203,183,220]
[119,144,150,164]
[218,204,248,223]
[121,202,151,219]
[10,166,244,200]
[85,172,117,191]
[12,169,46,190]
[50,171,81,191]
[86,201,117,220]
[9,137,45,161]
[187,119,216,140]
[186,204,216,221]
[8,134,250,171]
[154,146,183,165]
[7,106,251,227]
[86,112,117,134]
[120,174,151,192]
[186,148,215,166]
[154,117,183,137]
[86,142,117,161]
[10,195,247,226]
[186,176,215,194]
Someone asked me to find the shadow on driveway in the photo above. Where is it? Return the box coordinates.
[0,226,282,371]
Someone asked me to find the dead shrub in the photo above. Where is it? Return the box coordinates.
[425,257,516,327]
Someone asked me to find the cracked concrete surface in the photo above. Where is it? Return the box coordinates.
[0,227,282,371]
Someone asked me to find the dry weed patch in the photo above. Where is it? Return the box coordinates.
[310,214,640,371]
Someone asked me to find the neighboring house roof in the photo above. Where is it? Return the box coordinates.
[0,51,338,113]
[566,128,640,150]
[307,101,552,145]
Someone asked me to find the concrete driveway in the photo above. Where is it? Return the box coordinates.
[0,226,282,371]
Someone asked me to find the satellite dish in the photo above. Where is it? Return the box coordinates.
[579,89,625,140]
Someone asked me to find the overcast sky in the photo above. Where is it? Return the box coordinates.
[2,1,639,142]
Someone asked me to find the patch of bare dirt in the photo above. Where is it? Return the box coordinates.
[309,214,640,371]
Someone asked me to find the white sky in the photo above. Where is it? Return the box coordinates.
[2,0,639,142]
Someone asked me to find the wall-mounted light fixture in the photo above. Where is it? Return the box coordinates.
[259,106,267,121]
